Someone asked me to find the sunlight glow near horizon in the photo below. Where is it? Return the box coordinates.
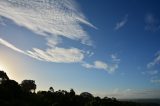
[0,63,7,72]
[0,66,5,72]
[0,56,21,82]
[0,62,14,80]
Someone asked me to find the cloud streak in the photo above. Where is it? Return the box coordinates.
[115,14,128,30]
[104,89,160,99]
[147,51,160,68]
[146,51,160,84]
[0,38,25,54]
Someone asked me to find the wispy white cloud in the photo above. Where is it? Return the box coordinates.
[0,38,25,54]
[0,0,96,46]
[82,54,120,73]
[142,70,159,76]
[27,47,84,63]
[145,13,160,32]
[111,54,120,62]
[82,60,119,74]
[145,51,160,84]
[0,0,97,64]
[150,75,160,84]
[147,51,160,68]
[0,0,120,73]
[0,38,84,63]
[115,14,128,30]
[86,51,94,57]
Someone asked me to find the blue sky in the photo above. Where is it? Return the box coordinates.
[0,0,160,99]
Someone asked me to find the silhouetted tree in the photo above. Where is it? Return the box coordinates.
[21,80,36,93]
[1,70,160,106]
[69,89,75,97]
[80,92,93,99]
[0,70,9,82]
[49,87,54,93]
[0,80,22,99]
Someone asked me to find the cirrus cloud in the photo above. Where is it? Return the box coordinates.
[0,38,84,63]
[0,0,97,63]
[0,0,96,46]
[27,47,84,63]
[0,0,120,73]
[0,38,25,54]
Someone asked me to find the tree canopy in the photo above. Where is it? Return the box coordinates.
[21,80,36,93]
[0,70,9,82]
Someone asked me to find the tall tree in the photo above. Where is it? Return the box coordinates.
[49,87,54,93]
[0,70,9,82]
[70,89,75,96]
[21,80,36,93]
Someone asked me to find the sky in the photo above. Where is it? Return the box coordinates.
[0,0,160,99]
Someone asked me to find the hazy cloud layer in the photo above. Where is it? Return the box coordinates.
[104,89,160,99]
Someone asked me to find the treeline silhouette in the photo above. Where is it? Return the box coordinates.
[0,70,159,106]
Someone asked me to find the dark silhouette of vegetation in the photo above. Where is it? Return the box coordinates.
[0,70,159,106]
[21,80,36,93]
[0,70,9,82]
